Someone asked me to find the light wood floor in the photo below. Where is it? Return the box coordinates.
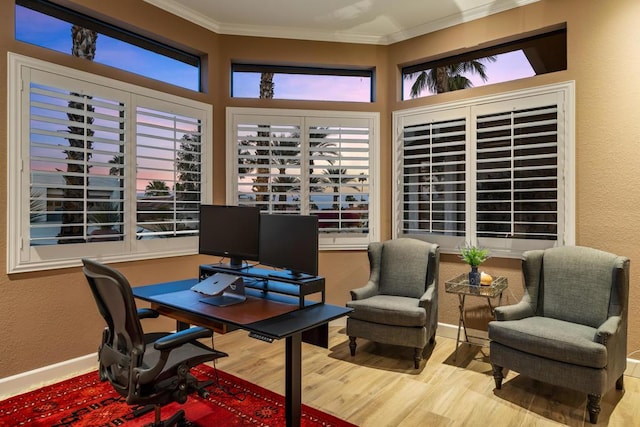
[210,325,640,426]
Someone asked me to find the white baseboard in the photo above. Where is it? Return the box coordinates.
[1,323,639,400]
[0,353,98,400]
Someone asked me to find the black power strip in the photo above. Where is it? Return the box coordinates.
[248,332,274,343]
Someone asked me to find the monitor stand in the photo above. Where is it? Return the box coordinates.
[267,270,313,281]
[211,257,247,270]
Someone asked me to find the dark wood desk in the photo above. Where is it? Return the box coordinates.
[133,278,351,427]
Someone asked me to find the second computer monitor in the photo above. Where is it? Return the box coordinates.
[259,213,319,279]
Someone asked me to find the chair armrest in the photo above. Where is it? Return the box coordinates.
[419,286,436,308]
[350,281,377,300]
[494,300,534,321]
[137,308,159,320]
[154,326,213,351]
[136,327,215,385]
[595,316,622,345]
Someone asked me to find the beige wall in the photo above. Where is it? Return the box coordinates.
[1,0,639,379]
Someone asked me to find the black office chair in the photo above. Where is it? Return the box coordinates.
[82,258,227,427]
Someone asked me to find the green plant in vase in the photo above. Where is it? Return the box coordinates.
[459,244,490,286]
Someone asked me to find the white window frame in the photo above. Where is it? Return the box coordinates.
[7,53,212,273]
[392,82,575,258]
[226,107,380,250]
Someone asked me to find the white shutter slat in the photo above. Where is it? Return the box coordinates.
[308,123,370,234]
[136,106,202,239]
[29,80,126,245]
[476,103,558,240]
[400,115,467,238]
[234,119,302,212]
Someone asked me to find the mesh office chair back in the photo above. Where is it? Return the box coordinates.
[82,258,226,416]
[83,258,148,396]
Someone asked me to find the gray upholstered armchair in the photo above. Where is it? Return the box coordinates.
[488,246,629,424]
[346,238,439,369]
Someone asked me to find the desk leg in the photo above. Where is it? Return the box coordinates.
[285,333,302,427]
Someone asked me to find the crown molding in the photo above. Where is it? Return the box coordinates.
[144,0,540,46]
[384,0,541,45]
[143,0,224,34]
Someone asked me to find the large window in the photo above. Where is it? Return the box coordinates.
[7,54,212,273]
[232,64,374,102]
[227,108,379,249]
[393,82,575,257]
[15,0,201,91]
[402,27,567,99]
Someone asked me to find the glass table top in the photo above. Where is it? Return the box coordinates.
[444,273,508,297]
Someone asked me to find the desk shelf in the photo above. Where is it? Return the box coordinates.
[199,264,325,309]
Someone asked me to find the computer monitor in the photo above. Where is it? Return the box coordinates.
[198,204,260,270]
[259,213,319,279]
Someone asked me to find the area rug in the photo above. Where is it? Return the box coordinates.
[0,364,356,426]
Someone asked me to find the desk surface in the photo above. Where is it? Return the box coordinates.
[133,279,351,340]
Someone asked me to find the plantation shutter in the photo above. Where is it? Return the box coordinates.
[135,104,203,238]
[11,55,212,272]
[308,119,371,234]
[393,86,570,255]
[396,108,468,248]
[233,116,303,212]
[473,92,563,252]
[228,108,379,249]
[28,71,126,246]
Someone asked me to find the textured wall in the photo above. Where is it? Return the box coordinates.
[1,0,639,380]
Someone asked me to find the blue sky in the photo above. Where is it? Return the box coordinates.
[15,5,199,91]
[16,4,534,102]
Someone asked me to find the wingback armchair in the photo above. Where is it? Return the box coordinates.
[346,238,439,368]
[488,246,629,424]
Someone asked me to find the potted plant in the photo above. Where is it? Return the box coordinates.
[459,244,490,286]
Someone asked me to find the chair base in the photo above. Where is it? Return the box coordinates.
[349,335,435,369]
[136,377,213,426]
[145,407,188,427]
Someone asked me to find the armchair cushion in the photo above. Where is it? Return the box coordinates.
[541,247,618,327]
[489,317,606,368]
[347,295,427,327]
[378,239,430,298]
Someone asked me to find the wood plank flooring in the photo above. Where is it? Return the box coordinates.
[209,325,640,426]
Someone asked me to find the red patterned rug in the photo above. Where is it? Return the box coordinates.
[0,365,356,426]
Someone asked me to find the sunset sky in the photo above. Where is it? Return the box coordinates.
[16,5,535,101]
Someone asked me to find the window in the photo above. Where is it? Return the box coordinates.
[7,54,212,273]
[227,108,379,249]
[393,82,575,257]
[15,0,200,91]
[232,64,374,102]
[402,27,567,99]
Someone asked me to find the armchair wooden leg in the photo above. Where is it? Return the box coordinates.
[349,336,357,356]
[616,374,624,390]
[587,393,601,424]
[413,348,421,369]
[491,364,504,389]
